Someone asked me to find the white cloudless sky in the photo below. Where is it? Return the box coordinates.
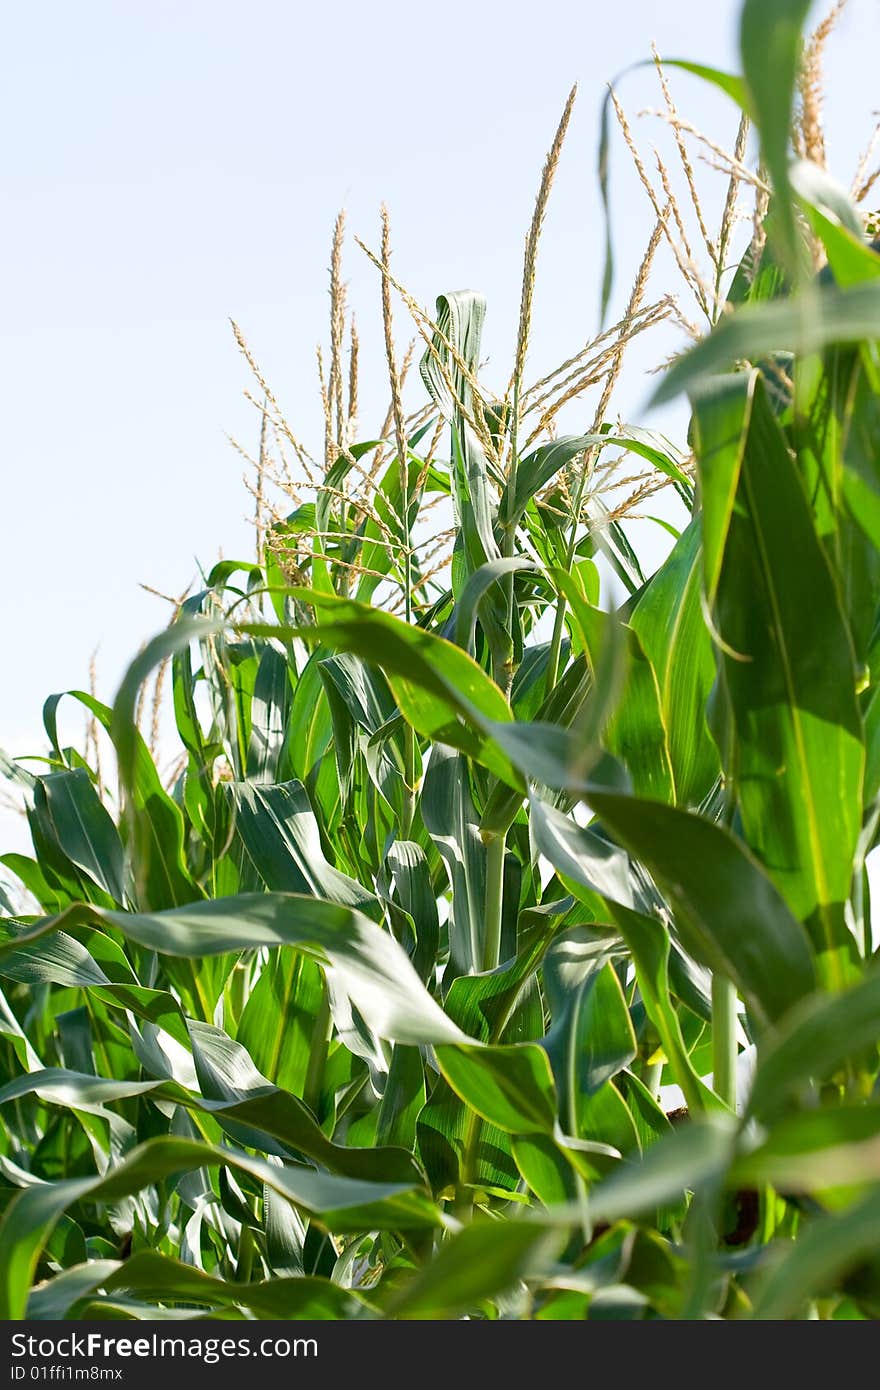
[2,0,878,854]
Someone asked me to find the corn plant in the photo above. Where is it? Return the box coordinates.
[2,0,880,1321]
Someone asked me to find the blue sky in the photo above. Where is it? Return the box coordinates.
[2,0,878,852]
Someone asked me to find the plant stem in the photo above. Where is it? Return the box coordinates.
[402,722,416,838]
[482,832,506,972]
[303,987,332,1117]
[498,381,522,698]
[544,443,598,699]
[712,776,739,1111]
[188,959,214,1023]
[545,592,568,695]
[399,444,419,838]
[711,972,737,1109]
[854,859,870,959]
[453,1106,482,1223]
[642,1059,663,1101]
[227,960,248,1027]
[236,1222,255,1283]
[485,380,515,963]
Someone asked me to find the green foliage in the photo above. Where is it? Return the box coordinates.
[3,0,880,1321]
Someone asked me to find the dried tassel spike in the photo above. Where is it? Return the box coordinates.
[513,85,578,403]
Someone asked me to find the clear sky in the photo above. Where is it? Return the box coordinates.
[2,0,878,854]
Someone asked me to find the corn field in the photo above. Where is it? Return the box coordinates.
[3,0,880,1322]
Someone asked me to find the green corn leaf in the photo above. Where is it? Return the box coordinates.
[693,370,863,987]
[653,282,880,405]
[0,1136,439,1319]
[629,522,718,806]
[748,970,880,1123]
[0,893,467,1047]
[30,769,127,907]
[44,686,200,912]
[541,933,636,1133]
[436,1042,559,1135]
[740,0,812,276]
[733,1101,880,1193]
[583,790,817,1026]
[29,1251,371,1320]
[543,1115,736,1229]
[387,1221,563,1320]
[245,598,522,788]
[750,1187,880,1320]
[226,779,380,916]
[246,644,293,784]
